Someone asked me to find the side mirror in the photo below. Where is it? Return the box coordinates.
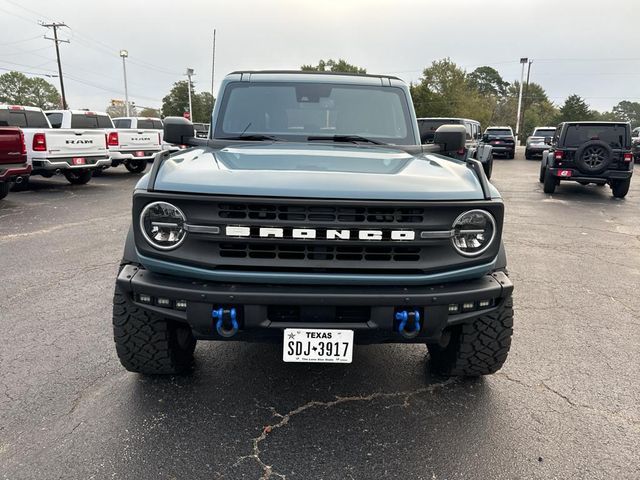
[163,117,195,145]
[433,125,466,153]
[482,133,489,142]
[544,136,552,145]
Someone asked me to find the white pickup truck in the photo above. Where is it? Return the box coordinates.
[46,110,162,174]
[0,105,110,186]
[113,116,184,153]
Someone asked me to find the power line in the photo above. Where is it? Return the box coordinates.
[0,34,42,46]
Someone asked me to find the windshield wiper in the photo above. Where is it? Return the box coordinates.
[220,134,281,141]
[307,135,388,145]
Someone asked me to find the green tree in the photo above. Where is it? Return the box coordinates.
[301,59,366,74]
[161,81,215,123]
[555,94,594,123]
[410,59,495,127]
[611,101,640,127]
[106,103,137,118]
[138,107,161,118]
[467,66,509,97]
[0,71,61,109]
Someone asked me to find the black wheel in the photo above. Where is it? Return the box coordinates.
[124,160,147,174]
[611,178,631,198]
[508,150,515,159]
[428,296,513,376]
[10,175,29,191]
[113,273,196,375]
[543,168,557,193]
[483,159,493,179]
[64,169,92,185]
[575,140,612,175]
[525,149,531,160]
[0,182,9,200]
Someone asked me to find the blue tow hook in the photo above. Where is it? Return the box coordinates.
[212,307,239,338]
[395,310,421,339]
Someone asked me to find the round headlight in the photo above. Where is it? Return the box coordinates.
[140,201,186,250]
[451,209,496,256]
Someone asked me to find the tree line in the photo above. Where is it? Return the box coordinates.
[2,61,639,133]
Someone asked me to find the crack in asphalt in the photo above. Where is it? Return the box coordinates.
[236,379,457,479]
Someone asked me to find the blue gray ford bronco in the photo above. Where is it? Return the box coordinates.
[113,71,514,376]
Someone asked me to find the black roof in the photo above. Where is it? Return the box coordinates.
[228,70,402,81]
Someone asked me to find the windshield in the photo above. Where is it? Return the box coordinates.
[486,129,512,136]
[71,114,113,129]
[215,82,414,144]
[564,124,628,148]
[532,129,555,137]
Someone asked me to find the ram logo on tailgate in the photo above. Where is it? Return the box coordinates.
[131,137,151,141]
[66,139,93,144]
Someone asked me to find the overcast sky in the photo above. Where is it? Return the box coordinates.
[0,0,637,113]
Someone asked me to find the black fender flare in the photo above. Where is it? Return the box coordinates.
[122,225,141,264]
[494,240,508,272]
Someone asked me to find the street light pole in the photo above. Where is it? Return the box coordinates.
[185,68,194,120]
[120,50,130,117]
[515,57,528,146]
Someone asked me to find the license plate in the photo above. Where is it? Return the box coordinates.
[283,328,354,363]
[135,151,145,157]
[72,157,86,165]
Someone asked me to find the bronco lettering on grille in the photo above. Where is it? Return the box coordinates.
[224,226,416,241]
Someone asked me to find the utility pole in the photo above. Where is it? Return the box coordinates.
[41,22,69,109]
[520,60,533,139]
[210,29,216,98]
[185,68,194,120]
[515,57,528,146]
[120,50,130,116]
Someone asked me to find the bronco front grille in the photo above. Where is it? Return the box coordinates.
[218,203,425,224]
[133,194,504,275]
[219,243,422,262]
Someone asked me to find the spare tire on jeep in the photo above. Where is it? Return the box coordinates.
[574,140,612,175]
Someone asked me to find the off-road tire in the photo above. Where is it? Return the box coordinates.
[0,182,10,200]
[538,164,546,183]
[525,149,532,160]
[574,140,612,175]
[124,160,147,174]
[611,178,631,199]
[113,279,196,375]
[508,150,515,159]
[543,169,557,193]
[428,296,513,376]
[64,169,92,185]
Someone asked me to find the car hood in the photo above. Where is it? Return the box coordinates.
[141,143,498,201]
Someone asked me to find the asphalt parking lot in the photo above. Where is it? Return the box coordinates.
[1,150,639,480]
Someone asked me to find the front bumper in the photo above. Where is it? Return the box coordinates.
[31,156,111,171]
[0,163,31,182]
[548,167,633,182]
[116,264,513,343]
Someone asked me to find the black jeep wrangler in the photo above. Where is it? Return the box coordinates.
[539,122,634,198]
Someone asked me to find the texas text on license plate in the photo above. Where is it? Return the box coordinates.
[283,328,354,363]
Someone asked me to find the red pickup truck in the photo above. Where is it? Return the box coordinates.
[0,127,31,200]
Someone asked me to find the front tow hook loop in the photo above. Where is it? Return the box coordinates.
[396,310,421,339]
[213,307,239,338]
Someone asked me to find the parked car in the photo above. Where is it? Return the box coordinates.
[47,110,162,174]
[1,105,110,186]
[632,126,640,163]
[112,70,513,377]
[0,127,31,200]
[417,117,493,178]
[192,122,210,139]
[113,116,183,154]
[539,121,633,197]
[525,126,556,159]
[481,126,515,159]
